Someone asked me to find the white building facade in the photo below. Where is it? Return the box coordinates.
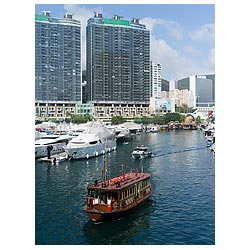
[169,79,176,91]
[150,62,162,99]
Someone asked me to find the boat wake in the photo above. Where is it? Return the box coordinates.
[153,146,207,158]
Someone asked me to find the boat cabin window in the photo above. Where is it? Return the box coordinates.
[88,190,118,205]
[72,141,87,144]
[89,140,98,145]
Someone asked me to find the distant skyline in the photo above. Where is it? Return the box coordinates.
[35,4,215,80]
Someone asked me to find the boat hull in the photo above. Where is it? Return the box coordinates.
[131,152,152,159]
[66,141,117,159]
[35,141,67,158]
[84,190,153,223]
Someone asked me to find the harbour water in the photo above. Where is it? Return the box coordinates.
[35,129,215,245]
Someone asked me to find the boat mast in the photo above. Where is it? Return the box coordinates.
[103,152,106,182]
[103,144,108,182]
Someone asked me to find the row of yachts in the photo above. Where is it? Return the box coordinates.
[201,122,215,153]
[35,121,155,160]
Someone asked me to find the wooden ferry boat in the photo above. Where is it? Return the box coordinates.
[84,168,153,222]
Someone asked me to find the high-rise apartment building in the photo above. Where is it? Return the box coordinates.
[150,62,162,99]
[86,13,150,104]
[35,11,81,102]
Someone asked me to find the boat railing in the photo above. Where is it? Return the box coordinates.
[108,173,131,186]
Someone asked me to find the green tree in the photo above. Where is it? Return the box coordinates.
[134,117,142,124]
[69,114,92,124]
[153,115,165,125]
[111,116,125,125]
[164,112,183,123]
[195,115,201,124]
[141,116,152,125]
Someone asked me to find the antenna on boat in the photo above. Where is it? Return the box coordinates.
[141,165,144,173]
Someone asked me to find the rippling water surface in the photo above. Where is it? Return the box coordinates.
[35,130,215,245]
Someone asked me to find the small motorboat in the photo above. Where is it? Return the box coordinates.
[131,145,152,159]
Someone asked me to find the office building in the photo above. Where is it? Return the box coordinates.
[35,11,81,102]
[176,77,190,91]
[176,74,215,108]
[86,13,150,105]
[190,75,213,108]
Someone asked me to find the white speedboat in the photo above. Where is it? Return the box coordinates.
[35,134,72,158]
[131,145,152,159]
[149,126,158,133]
[65,123,117,159]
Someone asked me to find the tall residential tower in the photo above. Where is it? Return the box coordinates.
[35,11,81,102]
[86,13,150,105]
[150,62,162,99]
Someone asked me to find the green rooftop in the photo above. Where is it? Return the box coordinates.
[103,18,130,27]
[35,14,49,21]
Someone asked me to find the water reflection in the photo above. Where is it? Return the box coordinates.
[83,200,153,245]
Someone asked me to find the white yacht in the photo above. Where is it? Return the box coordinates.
[65,122,117,159]
[131,145,152,159]
[108,125,132,143]
[35,134,72,158]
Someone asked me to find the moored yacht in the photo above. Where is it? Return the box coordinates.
[35,134,72,158]
[65,122,116,159]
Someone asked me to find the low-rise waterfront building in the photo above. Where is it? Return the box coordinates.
[149,97,174,114]
[92,101,150,120]
[35,101,78,120]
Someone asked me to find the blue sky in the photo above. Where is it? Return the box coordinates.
[35,4,215,80]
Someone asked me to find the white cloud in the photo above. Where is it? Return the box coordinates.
[142,17,214,79]
[184,45,202,57]
[150,36,203,79]
[141,17,183,40]
[204,48,215,72]
[189,23,215,41]
[150,36,215,79]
